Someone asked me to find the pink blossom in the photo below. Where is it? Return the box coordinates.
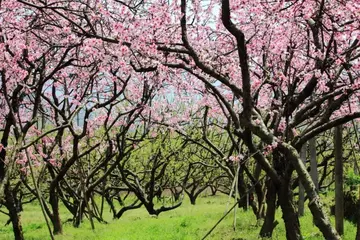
[48,159,57,166]
[229,154,243,162]
[277,119,286,132]
[20,167,29,175]
[264,141,279,156]
[16,153,27,166]
[314,70,322,78]
[335,58,343,66]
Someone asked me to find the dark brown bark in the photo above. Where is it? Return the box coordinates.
[209,186,217,196]
[105,194,117,219]
[49,189,62,234]
[298,144,306,216]
[279,179,301,240]
[259,180,277,238]
[5,185,24,240]
[115,202,143,219]
[280,143,340,240]
[253,163,265,219]
[189,195,196,205]
[237,168,248,210]
[73,199,86,228]
[245,119,340,240]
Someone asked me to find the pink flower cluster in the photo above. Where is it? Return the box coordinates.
[263,141,279,156]
[229,154,244,162]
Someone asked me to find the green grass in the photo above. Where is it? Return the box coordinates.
[0,195,357,240]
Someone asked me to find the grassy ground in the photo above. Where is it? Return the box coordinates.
[0,194,356,240]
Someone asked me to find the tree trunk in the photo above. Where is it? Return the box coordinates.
[334,125,344,236]
[253,163,265,219]
[189,195,196,205]
[279,143,340,240]
[298,144,307,216]
[254,184,265,219]
[5,185,24,240]
[210,186,217,196]
[73,199,85,228]
[279,178,301,240]
[49,189,62,234]
[174,192,181,202]
[259,180,277,238]
[170,187,182,202]
[105,195,117,218]
[237,168,248,210]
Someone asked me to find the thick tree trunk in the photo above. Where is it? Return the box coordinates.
[334,125,344,235]
[279,143,340,240]
[274,150,302,240]
[298,144,307,216]
[279,178,301,240]
[243,116,340,239]
[189,195,196,205]
[5,185,24,240]
[144,201,157,215]
[49,189,62,234]
[237,168,248,210]
[210,186,217,196]
[259,180,277,238]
